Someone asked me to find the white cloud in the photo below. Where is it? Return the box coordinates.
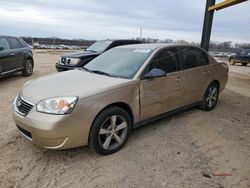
[0,0,249,43]
[0,3,64,25]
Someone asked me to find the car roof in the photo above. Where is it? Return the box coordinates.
[101,39,141,42]
[117,43,195,50]
[0,35,19,39]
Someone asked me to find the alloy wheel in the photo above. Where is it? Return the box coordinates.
[98,115,128,151]
[26,61,33,74]
[206,86,218,108]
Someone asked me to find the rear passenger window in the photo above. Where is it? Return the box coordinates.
[0,38,10,51]
[8,38,22,49]
[181,47,208,69]
[149,48,179,74]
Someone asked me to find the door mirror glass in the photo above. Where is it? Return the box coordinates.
[144,68,166,79]
[0,47,4,52]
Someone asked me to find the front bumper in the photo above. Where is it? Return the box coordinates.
[55,63,77,72]
[13,106,89,150]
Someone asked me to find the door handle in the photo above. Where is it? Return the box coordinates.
[10,52,16,56]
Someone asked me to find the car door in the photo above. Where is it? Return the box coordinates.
[179,47,211,106]
[139,48,185,120]
[7,37,25,69]
[0,37,13,74]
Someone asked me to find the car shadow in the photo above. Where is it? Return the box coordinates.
[0,73,23,82]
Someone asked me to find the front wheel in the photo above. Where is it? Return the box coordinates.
[242,63,247,66]
[200,83,219,111]
[89,107,132,155]
[22,59,33,76]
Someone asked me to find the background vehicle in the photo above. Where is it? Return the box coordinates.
[0,35,34,77]
[55,39,142,72]
[229,49,250,66]
[13,44,228,155]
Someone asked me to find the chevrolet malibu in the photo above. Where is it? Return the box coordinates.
[13,44,228,155]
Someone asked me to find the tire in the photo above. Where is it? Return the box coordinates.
[22,59,33,76]
[200,82,219,111]
[242,63,247,66]
[229,59,235,65]
[89,106,132,155]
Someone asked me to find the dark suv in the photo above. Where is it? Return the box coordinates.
[55,39,141,71]
[229,49,250,66]
[0,36,34,77]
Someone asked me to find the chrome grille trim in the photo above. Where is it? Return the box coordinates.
[14,95,34,116]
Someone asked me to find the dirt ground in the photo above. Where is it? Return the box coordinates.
[0,50,249,188]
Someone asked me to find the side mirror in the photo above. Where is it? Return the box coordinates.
[144,68,166,79]
[0,47,4,52]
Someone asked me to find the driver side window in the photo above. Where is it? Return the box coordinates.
[148,48,179,74]
[0,38,10,51]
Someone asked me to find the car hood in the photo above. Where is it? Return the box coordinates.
[20,70,131,104]
[62,50,100,58]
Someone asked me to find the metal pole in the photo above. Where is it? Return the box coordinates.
[201,0,216,51]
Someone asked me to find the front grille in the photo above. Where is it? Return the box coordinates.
[60,58,66,65]
[65,58,70,65]
[60,58,71,65]
[15,96,33,116]
[17,125,32,139]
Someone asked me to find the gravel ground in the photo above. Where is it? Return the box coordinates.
[0,50,249,188]
[229,65,250,76]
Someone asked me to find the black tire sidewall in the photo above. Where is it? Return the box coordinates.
[22,59,33,76]
[89,107,132,155]
[201,83,219,111]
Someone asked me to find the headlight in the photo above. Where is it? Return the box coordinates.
[68,58,81,65]
[37,96,78,115]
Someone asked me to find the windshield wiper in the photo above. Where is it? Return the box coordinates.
[86,49,97,53]
[81,68,118,78]
[81,67,92,72]
[91,70,118,77]
[91,70,110,76]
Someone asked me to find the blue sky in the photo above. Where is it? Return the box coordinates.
[0,0,249,43]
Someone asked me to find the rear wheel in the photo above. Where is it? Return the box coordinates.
[22,59,33,76]
[229,59,235,65]
[200,82,219,111]
[242,63,247,66]
[89,107,132,155]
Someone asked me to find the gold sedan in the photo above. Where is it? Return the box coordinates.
[13,43,228,155]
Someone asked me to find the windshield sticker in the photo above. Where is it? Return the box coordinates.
[134,49,151,53]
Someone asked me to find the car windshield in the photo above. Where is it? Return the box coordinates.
[85,48,152,79]
[86,41,112,53]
